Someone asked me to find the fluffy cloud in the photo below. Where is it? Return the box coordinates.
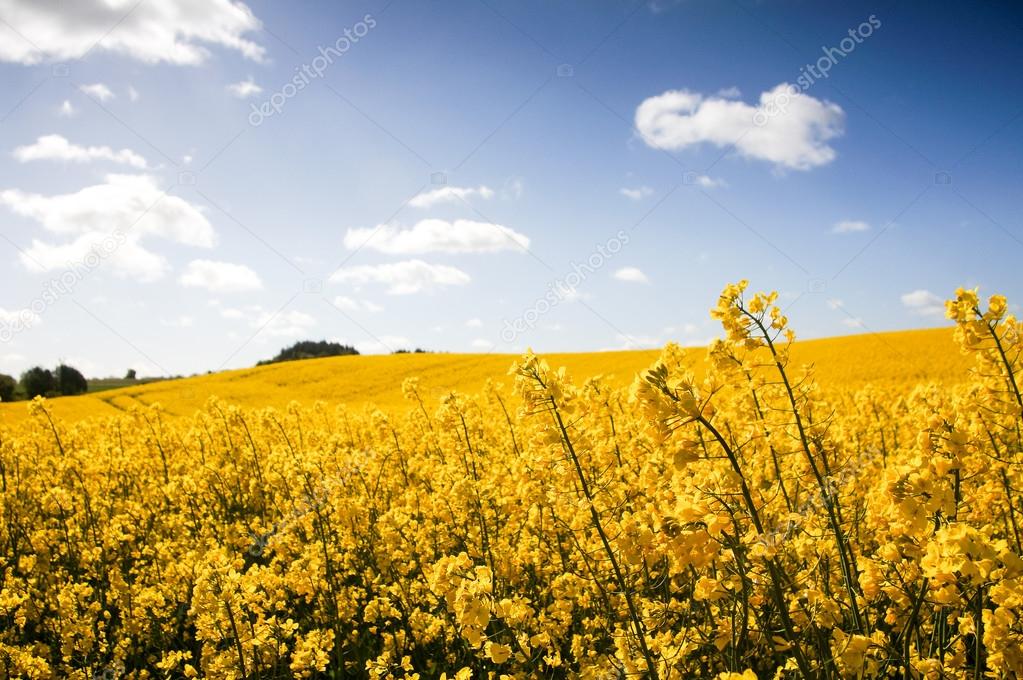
[257,310,315,338]
[832,220,870,233]
[688,174,726,189]
[0,307,41,329]
[330,259,470,295]
[21,233,170,281]
[58,100,75,116]
[14,134,147,168]
[408,185,494,209]
[0,174,215,280]
[0,0,264,65]
[901,289,944,317]
[614,267,650,284]
[620,186,653,200]
[227,77,262,98]
[221,305,316,338]
[345,219,529,255]
[179,260,262,292]
[635,83,844,170]
[79,83,115,101]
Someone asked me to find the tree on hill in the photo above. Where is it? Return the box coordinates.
[0,373,16,402]
[20,367,55,398]
[258,340,359,366]
[56,364,88,396]
[125,368,137,380]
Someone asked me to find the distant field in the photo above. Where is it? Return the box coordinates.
[0,327,966,426]
[86,377,169,393]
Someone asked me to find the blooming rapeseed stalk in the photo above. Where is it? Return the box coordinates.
[0,283,1019,678]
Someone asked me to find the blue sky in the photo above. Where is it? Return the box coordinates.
[0,0,1020,378]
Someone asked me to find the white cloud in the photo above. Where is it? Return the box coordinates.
[716,86,742,99]
[332,296,383,313]
[330,259,470,295]
[0,174,213,244]
[901,289,945,317]
[127,86,140,102]
[465,318,483,328]
[332,296,359,312]
[13,134,147,168]
[257,310,316,338]
[58,100,75,117]
[689,174,726,188]
[0,174,216,280]
[222,305,316,338]
[179,259,262,292]
[841,317,865,328]
[826,298,844,310]
[0,307,40,329]
[620,186,653,200]
[227,77,262,98]
[0,0,264,65]
[79,83,115,101]
[832,220,870,233]
[345,219,530,255]
[471,338,494,350]
[21,233,169,281]
[408,185,494,209]
[635,83,844,170]
[501,178,524,200]
[614,267,650,284]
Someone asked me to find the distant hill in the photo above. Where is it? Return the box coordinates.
[0,328,967,427]
[258,340,359,366]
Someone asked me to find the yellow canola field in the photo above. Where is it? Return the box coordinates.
[0,327,965,426]
[2,286,1020,680]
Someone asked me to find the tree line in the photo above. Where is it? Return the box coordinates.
[0,364,88,402]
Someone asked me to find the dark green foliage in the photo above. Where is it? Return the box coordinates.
[56,364,88,396]
[20,367,55,399]
[0,373,16,402]
[258,340,359,366]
